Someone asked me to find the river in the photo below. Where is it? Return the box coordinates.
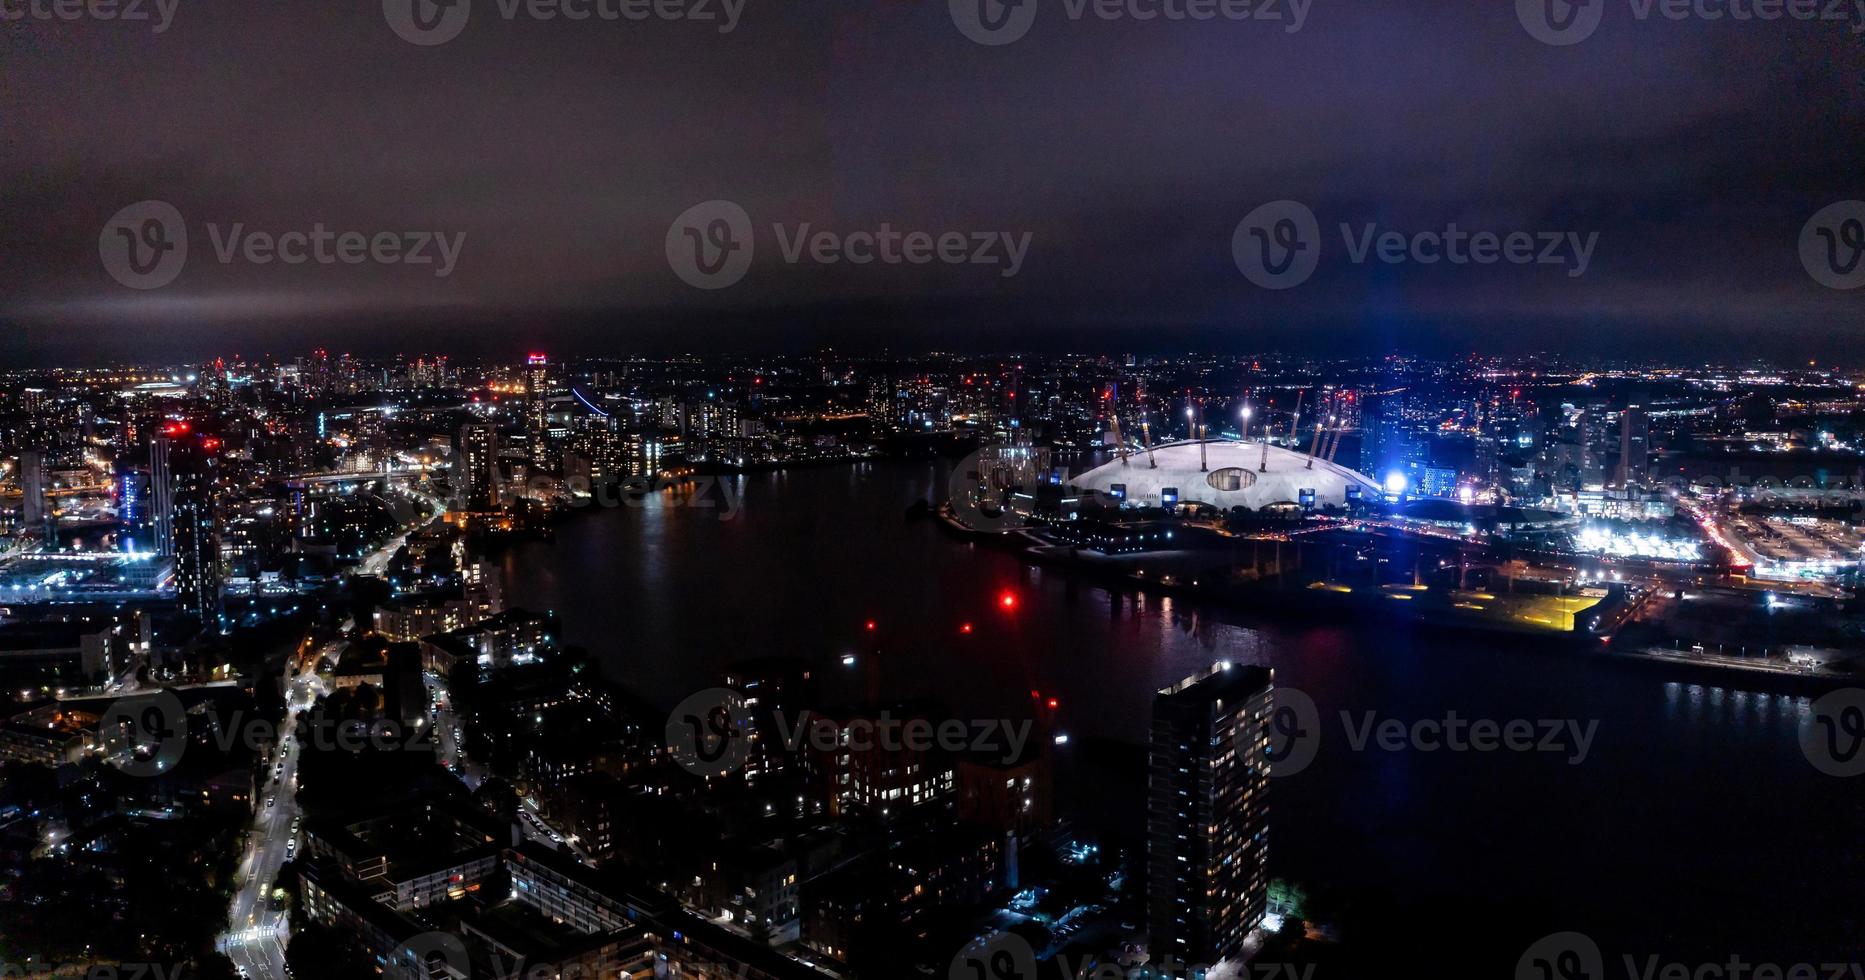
[495,460,1864,964]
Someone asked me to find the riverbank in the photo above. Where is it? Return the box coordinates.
[937,502,1861,695]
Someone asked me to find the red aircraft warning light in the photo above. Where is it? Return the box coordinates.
[998,591,1018,610]
[865,620,877,632]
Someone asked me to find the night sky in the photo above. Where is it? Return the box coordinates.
[4,0,1862,362]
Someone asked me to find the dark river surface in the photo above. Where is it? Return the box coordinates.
[496,460,1864,965]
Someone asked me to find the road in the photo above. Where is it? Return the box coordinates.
[358,482,449,577]
[217,643,335,979]
[423,670,590,861]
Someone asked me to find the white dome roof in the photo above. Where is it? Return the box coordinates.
[1071,440,1381,510]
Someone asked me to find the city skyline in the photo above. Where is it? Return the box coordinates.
[2,345,1864,977]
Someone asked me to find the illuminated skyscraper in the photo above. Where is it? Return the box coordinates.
[118,464,152,553]
[151,434,175,557]
[356,409,389,472]
[1616,405,1650,490]
[456,422,500,510]
[19,450,48,541]
[525,353,552,467]
[169,434,222,630]
[1147,663,1272,971]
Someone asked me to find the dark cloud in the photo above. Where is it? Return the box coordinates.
[3,0,1862,361]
